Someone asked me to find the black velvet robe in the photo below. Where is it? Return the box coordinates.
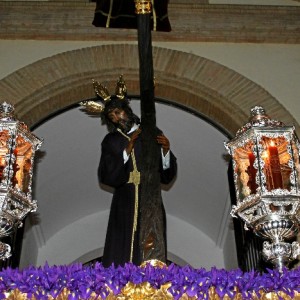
[92,0,171,32]
[98,128,177,267]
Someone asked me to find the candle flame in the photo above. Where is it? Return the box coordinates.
[262,151,269,159]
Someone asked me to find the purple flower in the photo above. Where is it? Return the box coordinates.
[1,262,300,299]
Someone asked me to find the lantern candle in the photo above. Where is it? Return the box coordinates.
[12,148,20,188]
[247,152,257,194]
[268,141,283,189]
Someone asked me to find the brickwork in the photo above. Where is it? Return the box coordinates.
[0,44,298,136]
[0,1,299,43]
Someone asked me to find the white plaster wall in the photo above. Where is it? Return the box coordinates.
[34,210,108,267]
[19,217,40,267]
[167,215,224,269]
[0,41,299,124]
[29,211,224,269]
[222,219,238,270]
[0,41,136,80]
[155,42,300,124]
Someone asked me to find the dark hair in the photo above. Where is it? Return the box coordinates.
[102,96,140,132]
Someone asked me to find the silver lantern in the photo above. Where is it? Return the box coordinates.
[0,102,43,260]
[225,106,300,271]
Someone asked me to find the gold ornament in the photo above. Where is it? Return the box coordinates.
[140,259,167,268]
[79,100,104,114]
[115,75,127,99]
[4,287,300,299]
[93,79,111,101]
[4,289,28,300]
[120,282,173,300]
[134,0,152,14]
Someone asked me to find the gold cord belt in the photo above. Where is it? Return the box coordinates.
[106,0,113,27]
[117,129,140,262]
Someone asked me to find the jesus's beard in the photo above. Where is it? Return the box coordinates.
[117,118,133,133]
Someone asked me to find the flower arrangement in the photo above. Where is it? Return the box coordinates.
[1,262,300,299]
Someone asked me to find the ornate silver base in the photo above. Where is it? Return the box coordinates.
[234,199,300,271]
[0,241,11,260]
[262,241,300,272]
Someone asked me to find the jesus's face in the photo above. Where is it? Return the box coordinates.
[107,108,133,133]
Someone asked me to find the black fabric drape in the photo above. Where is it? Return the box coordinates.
[92,0,171,32]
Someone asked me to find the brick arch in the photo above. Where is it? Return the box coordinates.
[0,44,298,135]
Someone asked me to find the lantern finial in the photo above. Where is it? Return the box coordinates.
[0,102,15,121]
[250,105,266,117]
[236,106,284,137]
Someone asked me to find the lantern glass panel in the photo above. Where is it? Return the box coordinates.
[233,140,257,201]
[0,130,10,183]
[291,139,300,189]
[14,135,33,194]
[259,136,292,191]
